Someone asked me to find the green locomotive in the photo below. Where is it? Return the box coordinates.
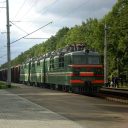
[20,44,104,94]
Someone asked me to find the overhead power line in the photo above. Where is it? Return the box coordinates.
[0,1,6,3]
[19,0,38,20]
[0,54,6,58]
[10,21,50,39]
[11,21,52,44]
[10,21,28,34]
[24,37,49,39]
[39,0,59,14]
[13,0,27,19]
[10,20,37,23]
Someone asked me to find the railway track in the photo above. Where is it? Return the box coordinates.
[97,87,128,104]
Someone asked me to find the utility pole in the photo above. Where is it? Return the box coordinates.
[104,23,108,85]
[6,0,11,87]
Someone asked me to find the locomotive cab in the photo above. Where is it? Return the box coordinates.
[66,50,104,94]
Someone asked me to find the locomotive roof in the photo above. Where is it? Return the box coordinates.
[22,48,99,64]
[65,50,99,56]
[44,50,100,59]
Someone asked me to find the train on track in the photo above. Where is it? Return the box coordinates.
[0,44,104,94]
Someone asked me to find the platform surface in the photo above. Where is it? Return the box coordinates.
[0,90,82,128]
[1,84,128,128]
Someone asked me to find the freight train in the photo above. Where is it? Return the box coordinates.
[0,44,104,94]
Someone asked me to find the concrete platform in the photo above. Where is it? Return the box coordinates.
[2,84,128,128]
[0,90,83,128]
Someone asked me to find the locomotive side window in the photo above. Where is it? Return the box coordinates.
[50,57,54,69]
[24,64,27,68]
[88,56,100,64]
[72,55,87,64]
[71,55,100,65]
[64,55,72,66]
[37,61,40,66]
[32,63,35,67]
[59,56,64,68]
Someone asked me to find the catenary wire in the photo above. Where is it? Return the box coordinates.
[13,0,27,20]
[10,21,28,34]
[11,21,52,44]
[38,0,59,14]
[13,0,59,22]
[18,0,39,21]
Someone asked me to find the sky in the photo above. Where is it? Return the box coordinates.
[0,0,117,65]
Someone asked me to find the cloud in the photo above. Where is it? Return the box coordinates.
[38,0,116,19]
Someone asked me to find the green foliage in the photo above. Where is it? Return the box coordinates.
[55,27,69,49]
[65,25,86,44]
[105,0,128,75]
[0,82,7,89]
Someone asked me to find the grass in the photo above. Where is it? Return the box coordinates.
[0,81,8,89]
[118,84,128,89]
[115,82,128,88]
[104,83,128,90]
[0,81,16,89]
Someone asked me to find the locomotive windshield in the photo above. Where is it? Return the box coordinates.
[72,55,100,65]
[88,55,100,64]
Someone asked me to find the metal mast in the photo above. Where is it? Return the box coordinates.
[104,23,108,85]
[6,0,11,87]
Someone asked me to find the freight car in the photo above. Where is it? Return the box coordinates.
[11,65,20,83]
[0,44,104,94]
[0,68,7,81]
[20,44,104,94]
[0,66,20,83]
